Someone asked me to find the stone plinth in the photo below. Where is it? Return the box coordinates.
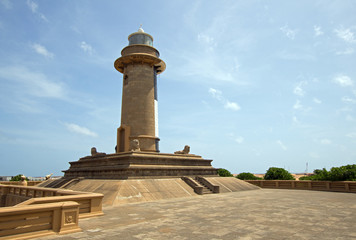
[63,152,218,179]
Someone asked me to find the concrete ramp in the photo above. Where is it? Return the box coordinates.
[66,179,196,206]
[205,177,260,192]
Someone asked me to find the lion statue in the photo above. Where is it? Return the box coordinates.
[174,145,190,154]
[91,147,106,157]
[45,173,53,180]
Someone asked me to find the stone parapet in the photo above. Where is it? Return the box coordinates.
[245,180,356,193]
[0,181,42,186]
[0,184,104,218]
[0,201,81,239]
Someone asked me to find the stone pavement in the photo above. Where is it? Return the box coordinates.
[38,189,356,240]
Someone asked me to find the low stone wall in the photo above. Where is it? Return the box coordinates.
[0,181,42,186]
[245,180,356,193]
[0,184,104,218]
[0,201,81,239]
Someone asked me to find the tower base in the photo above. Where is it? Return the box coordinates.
[63,152,218,179]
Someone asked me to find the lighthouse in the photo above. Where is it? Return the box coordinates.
[114,27,166,153]
[62,27,218,180]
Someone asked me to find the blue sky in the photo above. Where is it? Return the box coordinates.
[0,0,355,177]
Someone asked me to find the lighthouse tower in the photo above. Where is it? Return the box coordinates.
[62,27,218,180]
[114,27,166,153]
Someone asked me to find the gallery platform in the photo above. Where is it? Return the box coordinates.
[62,151,218,179]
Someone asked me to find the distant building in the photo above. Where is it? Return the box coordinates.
[0,176,12,181]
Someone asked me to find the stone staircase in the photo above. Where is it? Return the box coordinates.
[195,177,213,194]
[181,176,219,195]
[36,178,75,188]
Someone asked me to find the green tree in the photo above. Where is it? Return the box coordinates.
[236,172,262,180]
[329,164,356,181]
[217,168,233,177]
[264,167,295,180]
[10,174,29,181]
[311,168,330,181]
[299,165,356,181]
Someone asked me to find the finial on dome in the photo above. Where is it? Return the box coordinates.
[138,24,144,33]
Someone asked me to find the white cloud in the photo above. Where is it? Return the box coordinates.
[209,88,240,111]
[293,81,307,97]
[64,123,97,137]
[276,50,315,61]
[208,88,223,101]
[27,0,37,12]
[334,27,356,43]
[334,75,353,87]
[346,115,354,121]
[227,133,244,144]
[276,140,287,151]
[0,66,66,99]
[292,116,299,124]
[197,33,217,52]
[346,132,356,138]
[293,100,303,110]
[80,41,94,55]
[321,139,331,145]
[70,26,82,34]
[313,98,322,104]
[293,86,304,97]
[12,98,44,114]
[338,106,353,112]
[26,0,48,22]
[0,0,12,9]
[280,25,297,40]
[336,48,354,55]
[197,33,214,45]
[180,52,242,83]
[342,96,356,104]
[31,43,54,58]
[224,101,240,111]
[314,25,323,37]
[235,136,244,144]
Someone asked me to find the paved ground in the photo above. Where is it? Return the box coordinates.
[39,189,356,240]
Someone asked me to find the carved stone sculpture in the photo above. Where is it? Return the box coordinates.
[174,145,190,155]
[20,175,28,186]
[45,173,53,180]
[91,147,106,157]
[130,139,141,152]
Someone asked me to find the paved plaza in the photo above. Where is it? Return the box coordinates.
[39,189,356,240]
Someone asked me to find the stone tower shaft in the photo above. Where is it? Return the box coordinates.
[114,28,165,153]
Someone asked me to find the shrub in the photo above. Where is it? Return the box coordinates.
[299,175,311,180]
[236,172,262,180]
[217,168,233,177]
[329,164,356,181]
[10,174,29,181]
[264,167,295,180]
[299,165,356,181]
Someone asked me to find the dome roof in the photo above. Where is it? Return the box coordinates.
[137,25,144,33]
[128,26,154,46]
